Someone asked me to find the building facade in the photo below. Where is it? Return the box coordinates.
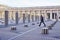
[0,5,60,26]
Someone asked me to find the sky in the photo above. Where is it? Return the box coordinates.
[0,0,60,7]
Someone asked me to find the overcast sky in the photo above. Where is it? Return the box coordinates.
[0,0,60,7]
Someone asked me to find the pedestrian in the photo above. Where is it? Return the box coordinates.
[39,15,46,27]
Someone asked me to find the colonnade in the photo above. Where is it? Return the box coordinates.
[0,9,60,26]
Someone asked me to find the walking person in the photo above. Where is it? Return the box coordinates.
[39,15,46,27]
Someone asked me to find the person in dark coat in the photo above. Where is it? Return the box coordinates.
[39,15,46,27]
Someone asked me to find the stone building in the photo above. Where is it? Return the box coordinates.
[0,4,60,26]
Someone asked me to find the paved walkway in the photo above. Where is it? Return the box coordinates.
[9,21,60,40]
[0,21,58,40]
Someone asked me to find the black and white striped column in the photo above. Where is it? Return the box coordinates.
[5,11,8,26]
[15,12,18,24]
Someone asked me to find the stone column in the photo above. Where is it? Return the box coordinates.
[37,15,39,21]
[18,11,20,23]
[5,11,8,26]
[11,11,14,20]
[30,10,35,22]
[0,11,2,19]
[36,14,39,22]
[35,15,37,21]
[38,10,40,21]
[44,10,47,20]
[28,12,30,23]
[32,15,34,22]
[54,13,55,19]
[15,12,18,24]
[43,10,45,20]
[39,10,41,21]
[37,15,38,21]
[23,13,25,23]
[35,10,37,22]
[30,10,32,22]
[50,10,52,20]
[35,10,36,21]
[57,10,59,21]
[33,11,35,22]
